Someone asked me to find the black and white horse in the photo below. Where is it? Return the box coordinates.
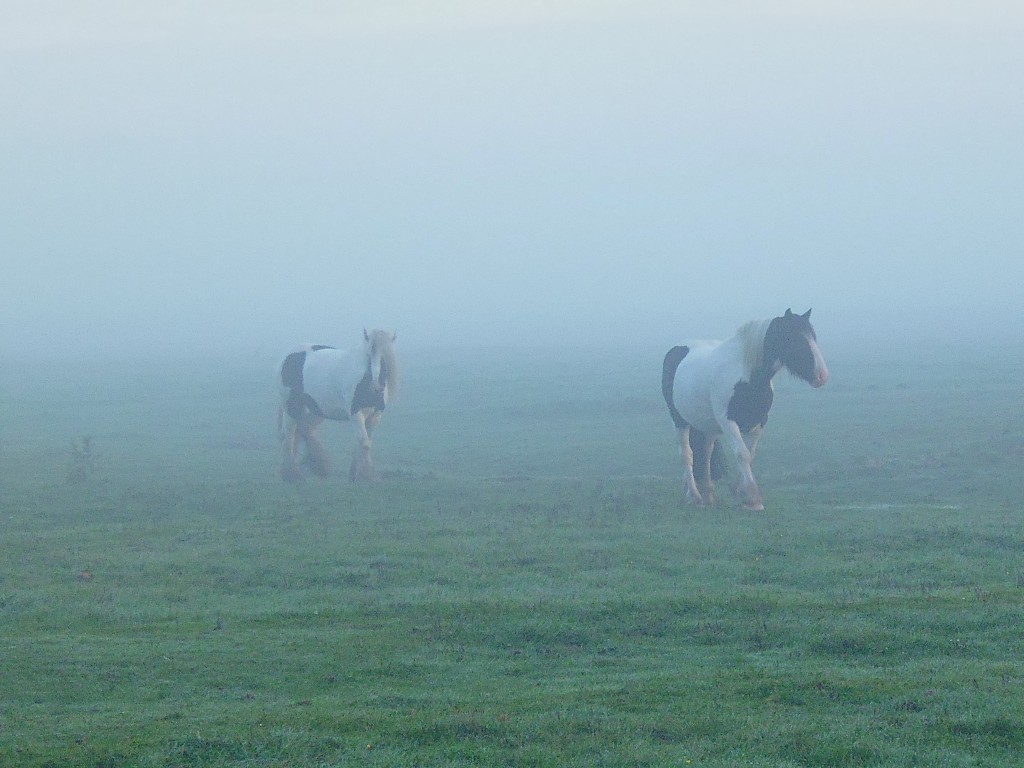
[661,309,829,510]
[278,329,398,482]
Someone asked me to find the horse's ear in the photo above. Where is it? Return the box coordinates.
[391,332,397,342]
[802,308,812,319]
[785,308,793,317]
[364,328,369,341]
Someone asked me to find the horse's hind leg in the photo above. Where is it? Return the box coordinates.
[302,419,330,478]
[676,426,705,505]
[279,413,304,483]
[693,431,718,505]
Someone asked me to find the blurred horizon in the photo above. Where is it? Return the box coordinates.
[3,2,1021,360]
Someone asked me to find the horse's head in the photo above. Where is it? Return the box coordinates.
[764,309,829,388]
[363,328,399,397]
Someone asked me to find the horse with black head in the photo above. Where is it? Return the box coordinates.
[278,329,398,482]
[661,309,829,510]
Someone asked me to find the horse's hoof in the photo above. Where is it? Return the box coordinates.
[306,453,330,478]
[281,465,304,483]
[743,501,765,512]
[349,458,376,483]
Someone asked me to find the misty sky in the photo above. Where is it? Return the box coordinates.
[2,1,1022,358]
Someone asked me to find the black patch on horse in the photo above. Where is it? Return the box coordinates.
[281,348,333,421]
[280,351,306,390]
[299,393,326,419]
[280,352,309,420]
[661,345,690,430]
[763,309,817,384]
[351,373,386,414]
[727,378,773,433]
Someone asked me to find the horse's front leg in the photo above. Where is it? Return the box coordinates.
[676,426,704,505]
[349,409,376,482]
[744,426,764,465]
[364,411,382,480]
[364,411,382,445]
[720,420,763,510]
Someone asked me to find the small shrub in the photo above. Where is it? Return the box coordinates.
[67,435,98,483]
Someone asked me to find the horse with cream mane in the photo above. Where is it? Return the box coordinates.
[278,329,398,482]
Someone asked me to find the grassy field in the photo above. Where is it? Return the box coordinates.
[1,344,1023,766]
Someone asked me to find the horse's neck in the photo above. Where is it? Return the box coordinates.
[734,319,773,382]
[358,349,388,393]
[748,343,782,386]
[749,363,778,387]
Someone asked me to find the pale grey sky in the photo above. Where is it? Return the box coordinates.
[2,1,1022,357]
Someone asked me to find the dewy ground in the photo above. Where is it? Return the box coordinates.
[1,344,1022,766]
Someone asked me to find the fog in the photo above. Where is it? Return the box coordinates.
[3,1,1022,361]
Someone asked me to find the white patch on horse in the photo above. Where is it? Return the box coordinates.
[807,335,830,387]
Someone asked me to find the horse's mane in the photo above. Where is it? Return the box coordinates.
[734,319,773,380]
[367,329,399,397]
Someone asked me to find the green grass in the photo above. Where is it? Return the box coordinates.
[1,345,1022,766]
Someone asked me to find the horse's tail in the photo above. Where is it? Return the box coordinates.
[277,349,308,441]
[661,345,690,430]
